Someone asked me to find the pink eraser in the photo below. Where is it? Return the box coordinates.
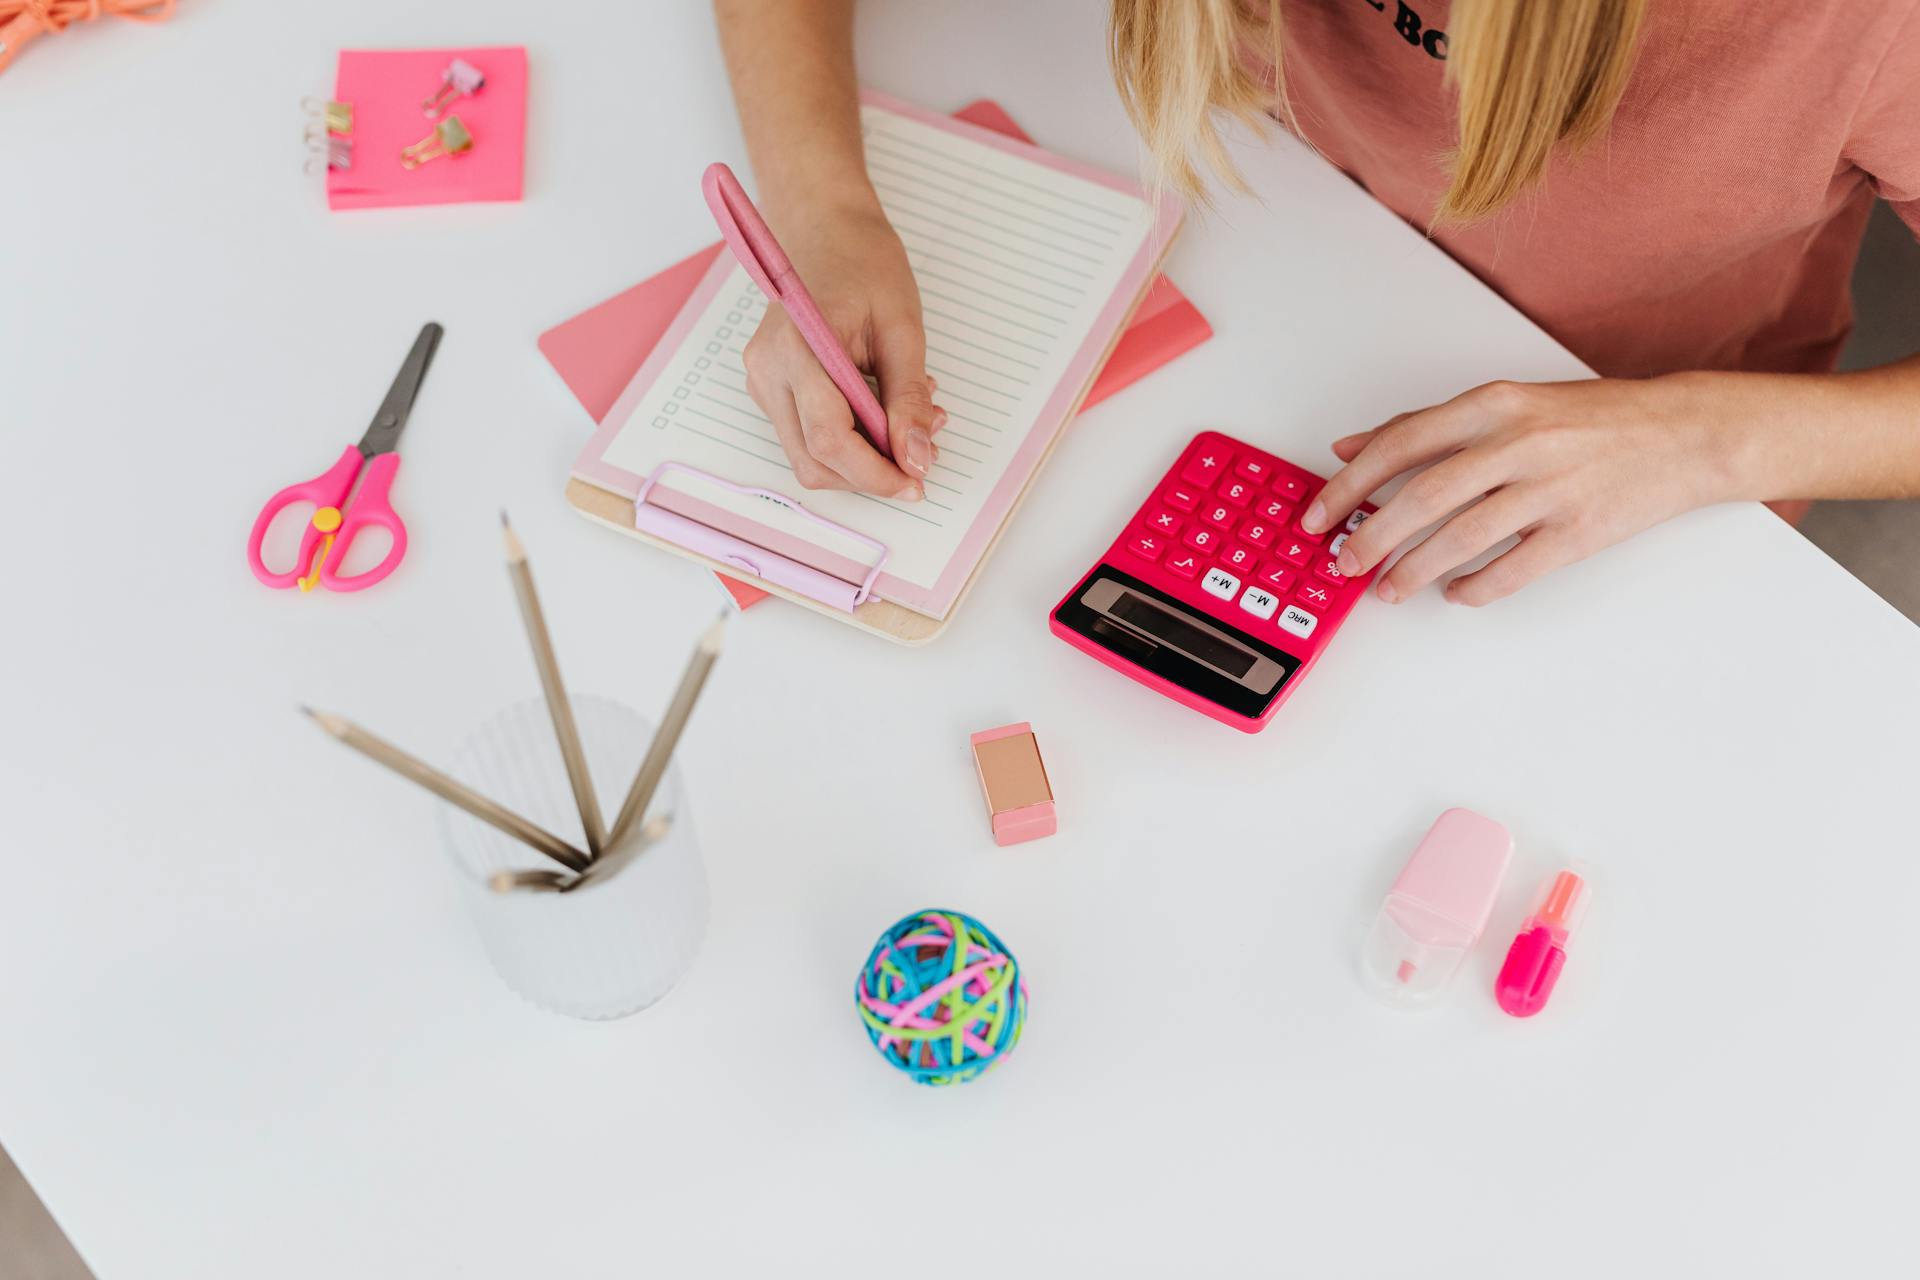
[970,723,1056,846]
[1362,808,1515,1007]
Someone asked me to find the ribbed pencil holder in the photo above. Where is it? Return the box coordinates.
[438,695,708,1019]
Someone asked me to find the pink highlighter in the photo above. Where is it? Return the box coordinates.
[1363,809,1513,1008]
[701,162,894,460]
[1495,870,1589,1017]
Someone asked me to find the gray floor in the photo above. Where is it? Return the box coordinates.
[3,205,1916,1280]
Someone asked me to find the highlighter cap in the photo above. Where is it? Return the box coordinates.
[1363,808,1514,1007]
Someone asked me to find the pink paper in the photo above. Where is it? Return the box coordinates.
[327,46,528,211]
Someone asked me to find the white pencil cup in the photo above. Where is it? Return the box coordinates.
[438,695,708,1019]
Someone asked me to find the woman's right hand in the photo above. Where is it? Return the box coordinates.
[741,196,945,500]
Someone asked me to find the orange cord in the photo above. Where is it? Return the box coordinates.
[0,0,176,76]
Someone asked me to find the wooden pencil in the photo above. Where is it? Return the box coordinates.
[500,513,606,857]
[302,707,591,875]
[607,616,725,846]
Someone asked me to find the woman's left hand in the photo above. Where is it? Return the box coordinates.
[1300,374,1745,606]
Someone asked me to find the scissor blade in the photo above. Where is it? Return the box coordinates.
[357,322,444,456]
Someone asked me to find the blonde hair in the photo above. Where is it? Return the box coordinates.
[1109,0,1649,223]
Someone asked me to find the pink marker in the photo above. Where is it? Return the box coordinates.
[701,162,894,461]
[1495,870,1589,1018]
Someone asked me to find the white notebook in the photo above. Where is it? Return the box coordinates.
[573,90,1182,620]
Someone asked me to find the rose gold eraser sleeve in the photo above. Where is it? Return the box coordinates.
[969,722,1057,846]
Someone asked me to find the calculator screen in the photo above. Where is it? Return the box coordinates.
[1110,593,1255,677]
[1053,566,1300,721]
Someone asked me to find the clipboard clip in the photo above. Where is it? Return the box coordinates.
[633,463,890,612]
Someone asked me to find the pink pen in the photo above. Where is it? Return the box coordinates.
[701,162,894,461]
[1495,869,1589,1017]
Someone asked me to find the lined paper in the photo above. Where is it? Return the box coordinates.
[595,101,1161,612]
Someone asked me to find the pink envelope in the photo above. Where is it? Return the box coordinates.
[327,46,528,211]
[540,99,1211,607]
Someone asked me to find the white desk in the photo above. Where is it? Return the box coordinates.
[3,2,1916,1275]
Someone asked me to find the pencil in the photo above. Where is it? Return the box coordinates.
[302,707,591,875]
[501,513,606,857]
[607,616,726,846]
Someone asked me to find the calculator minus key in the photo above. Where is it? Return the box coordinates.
[1180,448,1233,488]
[1162,484,1202,512]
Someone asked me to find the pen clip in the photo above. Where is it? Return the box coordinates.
[702,162,789,300]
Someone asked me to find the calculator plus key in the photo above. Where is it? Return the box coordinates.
[1181,449,1232,487]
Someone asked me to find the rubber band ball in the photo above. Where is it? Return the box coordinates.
[853,908,1028,1086]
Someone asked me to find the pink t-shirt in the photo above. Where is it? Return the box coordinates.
[1279,0,1920,376]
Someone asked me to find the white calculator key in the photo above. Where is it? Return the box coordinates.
[1202,568,1241,600]
[1239,586,1280,620]
[1328,532,1348,557]
[1277,604,1319,638]
[1345,510,1369,533]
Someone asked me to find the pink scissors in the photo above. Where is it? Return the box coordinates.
[247,322,442,593]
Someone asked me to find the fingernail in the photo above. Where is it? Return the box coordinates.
[930,409,948,432]
[893,481,923,502]
[1377,580,1399,604]
[1336,548,1359,577]
[1302,501,1327,533]
[904,427,934,475]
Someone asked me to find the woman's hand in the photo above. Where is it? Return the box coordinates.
[741,197,945,500]
[1301,374,1746,605]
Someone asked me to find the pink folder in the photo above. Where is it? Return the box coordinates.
[327,46,528,211]
[539,98,1211,607]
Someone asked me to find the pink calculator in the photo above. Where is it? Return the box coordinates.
[1050,431,1376,732]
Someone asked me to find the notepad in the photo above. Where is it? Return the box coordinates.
[573,90,1182,622]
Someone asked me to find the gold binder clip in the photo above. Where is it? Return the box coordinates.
[400,116,473,170]
[301,97,354,136]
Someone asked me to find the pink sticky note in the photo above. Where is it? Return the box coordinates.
[327,46,528,211]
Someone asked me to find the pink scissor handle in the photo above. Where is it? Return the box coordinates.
[247,445,362,588]
[318,452,408,592]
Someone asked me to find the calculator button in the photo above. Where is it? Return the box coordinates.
[1183,526,1222,554]
[1146,508,1184,537]
[1162,484,1201,513]
[1221,545,1258,573]
[1181,449,1232,488]
[1220,479,1256,509]
[1201,503,1237,530]
[1239,586,1281,620]
[1327,532,1348,557]
[1295,582,1334,612]
[1257,562,1298,593]
[1126,533,1166,563]
[1314,556,1348,585]
[1275,538,1313,567]
[1277,603,1319,638]
[1346,509,1370,533]
[1234,456,1274,484]
[1165,552,1203,580]
[1256,498,1292,524]
[1239,519,1277,549]
[1274,475,1309,503]
[1201,567,1241,600]
[1291,517,1326,546]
